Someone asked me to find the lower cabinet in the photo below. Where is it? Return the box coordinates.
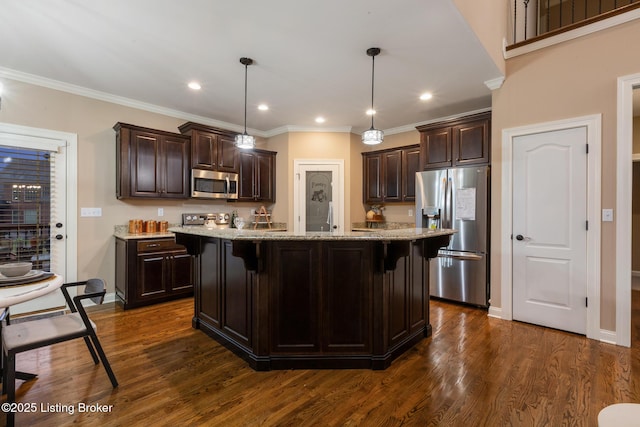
[115,237,193,309]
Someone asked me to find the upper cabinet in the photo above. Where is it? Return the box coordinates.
[416,112,491,170]
[238,149,276,202]
[362,145,420,204]
[114,123,190,199]
[178,122,238,173]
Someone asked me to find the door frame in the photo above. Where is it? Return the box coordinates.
[293,159,344,234]
[616,73,640,348]
[0,122,78,285]
[499,114,601,341]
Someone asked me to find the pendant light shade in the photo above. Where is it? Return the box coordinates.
[362,47,383,145]
[235,57,256,149]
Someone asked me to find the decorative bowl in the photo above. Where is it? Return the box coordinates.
[0,262,33,277]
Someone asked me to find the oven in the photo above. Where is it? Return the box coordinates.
[191,169,238,200]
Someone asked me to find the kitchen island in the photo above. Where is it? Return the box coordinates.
[172,226,454,370]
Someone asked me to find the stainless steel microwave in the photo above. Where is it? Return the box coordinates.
[191,169,238,199]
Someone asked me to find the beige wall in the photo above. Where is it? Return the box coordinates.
[492,20,640,330]
[0,80,266,294]
[453,0,507,76]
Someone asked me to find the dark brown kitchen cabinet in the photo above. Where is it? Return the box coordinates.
[178,122,238,173]
[238,149,276,202]
[362,145,420,204]
[115,237,193,309]
[114,123,190,199]
[416,112,491,170]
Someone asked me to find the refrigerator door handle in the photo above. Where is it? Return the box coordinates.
[438,250,484,261]
[445,176,452,228]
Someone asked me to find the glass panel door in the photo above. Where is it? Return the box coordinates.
[305,170,333,232]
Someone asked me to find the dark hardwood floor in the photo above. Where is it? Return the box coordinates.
[2,291,639,426]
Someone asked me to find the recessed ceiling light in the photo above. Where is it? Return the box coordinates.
[419,92,433,101]
[366,109,376,116]
[315,116,326,124]
[188,81,201,90]
[258,104,269,111]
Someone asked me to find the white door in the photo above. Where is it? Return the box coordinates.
[294,160,344,233]
[512,127,588,334]
[0,127,74,315]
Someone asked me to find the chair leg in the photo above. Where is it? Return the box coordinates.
[82,336,99,364]
[5,351,16,427]
[88,334,118,388]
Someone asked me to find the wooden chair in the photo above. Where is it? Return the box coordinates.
[2,278,118,426]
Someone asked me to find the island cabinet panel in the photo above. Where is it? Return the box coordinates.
[323,243,372,353]
[198,237,221,329]
[221,240,252,348]
[270,242,320,353]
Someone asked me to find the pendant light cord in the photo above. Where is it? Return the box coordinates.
[370,53,375,130]
[243,62,248,135]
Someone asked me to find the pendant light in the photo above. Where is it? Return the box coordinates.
[362,47,383,145]
[235,57,256,149]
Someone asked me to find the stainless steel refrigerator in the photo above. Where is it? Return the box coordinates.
[415,166,489,307]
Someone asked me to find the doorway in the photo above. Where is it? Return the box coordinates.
[293,160,344,233]
[500,115,601,340]
[0,122,77,315]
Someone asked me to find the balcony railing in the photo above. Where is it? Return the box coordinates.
[509,0,640,48]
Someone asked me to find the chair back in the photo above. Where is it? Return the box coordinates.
[83,278,106,305]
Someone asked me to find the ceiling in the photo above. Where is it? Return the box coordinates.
[0,0,503,136]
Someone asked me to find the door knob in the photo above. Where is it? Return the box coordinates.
[515,234,524,241]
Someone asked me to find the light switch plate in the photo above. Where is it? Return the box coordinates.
[602,209,614,222]
[80,207,102,217]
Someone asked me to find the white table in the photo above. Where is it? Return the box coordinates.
[0,274,63,309]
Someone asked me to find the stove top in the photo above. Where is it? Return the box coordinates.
[182,213,230,227]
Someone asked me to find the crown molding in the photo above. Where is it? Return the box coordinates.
[484,77,505,90]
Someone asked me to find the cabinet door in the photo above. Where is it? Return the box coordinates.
[403,146,421,201]
[382,150,402,202]
[363,153,383,203]
[270,242,321,353]
[255,151,275,202]
[162,135,190,198]
[137,254,168,299]
[237,150,276,202]
[237,151,256,201]
[452,119,490,166]
[191,130,216,170]
[420,128,452,170]
[170,251,193,292]
[217,134,239,173]
[322,242,372,354]
[130,130,161,197]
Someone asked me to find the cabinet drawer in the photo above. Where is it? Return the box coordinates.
[137,239,177,252]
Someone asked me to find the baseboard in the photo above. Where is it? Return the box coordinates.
[599,329,617,345]
[487,306,503,319]
[104,292,117,304]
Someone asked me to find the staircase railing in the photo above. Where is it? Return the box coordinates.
[509,0,640,48]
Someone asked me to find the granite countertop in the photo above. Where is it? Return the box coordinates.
[169,225,456,241]
[351,222,416,232]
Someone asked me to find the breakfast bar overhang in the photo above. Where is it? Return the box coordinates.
[172,227,455,371]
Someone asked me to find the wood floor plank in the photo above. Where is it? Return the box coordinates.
[2,291,639,426]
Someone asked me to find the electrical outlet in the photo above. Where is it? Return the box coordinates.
[408,209,413,217]
[80,207,102,217]
[158,208,164,217]
[602,209,614,222]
